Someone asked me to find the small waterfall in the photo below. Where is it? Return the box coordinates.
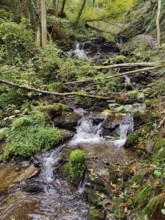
[124,75,131,84]
[39,145,64,185]
[69,42,88,61]
[70,113,106,145]
[112,113,134,147]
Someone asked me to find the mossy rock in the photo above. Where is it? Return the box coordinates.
[53,111,81,131]
[87,207,105,220]
[36,103,68,119]
[124,130,140,148]
[84,187,101,206]
[58,162,70,179]
[69,149,86,184]
[88,175,107,193]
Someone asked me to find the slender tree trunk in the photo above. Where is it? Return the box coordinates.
[60,0,66,17]
[35,0,47,47]
[41,0,47,47]
[156,0,161,48]
[35,0,41,47]
[53,0,59,16]
[74,0,87,27]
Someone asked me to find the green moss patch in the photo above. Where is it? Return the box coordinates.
[1,110,63,160]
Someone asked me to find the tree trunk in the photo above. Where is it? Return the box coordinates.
[60,0,67,17]
[156,0,161,48]
[74,0,87,27]
[53,0,59,16]
[40,0,47,47]
[20,0,30,19]
[35,0,47,47]
[35,0,41,47]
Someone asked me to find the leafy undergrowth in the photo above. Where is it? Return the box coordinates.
[0,110,62,160]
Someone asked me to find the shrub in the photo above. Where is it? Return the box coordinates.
[0,18,34,64]
[69,149,86,183]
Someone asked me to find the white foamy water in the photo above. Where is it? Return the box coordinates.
[70,116,105,145]
[124,75,131,84]
[69,43,88,61]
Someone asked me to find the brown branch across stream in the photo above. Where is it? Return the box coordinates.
[0,64,164,100]
[0,79,117,100]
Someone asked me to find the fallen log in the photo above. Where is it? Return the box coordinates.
[93,62,156,69]
[0,79,117,100]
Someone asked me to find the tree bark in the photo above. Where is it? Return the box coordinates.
[60,0,67,17]
[40,0,47,47]
[20,0,30,19]
[53,0,59,16]
[35,0,41,47]
[156,0,161,48]
[74,0,87,27]
[35,0,47,47]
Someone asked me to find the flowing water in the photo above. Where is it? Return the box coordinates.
[0,108,137,219]
[69,43,88,61]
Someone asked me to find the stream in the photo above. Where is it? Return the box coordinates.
[0,37,146,219]
[0,107,140,220]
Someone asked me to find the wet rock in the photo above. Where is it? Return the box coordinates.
[0,163,22,194]
[60,129,74,143]
[124,131,139,148]
[84,187,101,206]
[14,165,40,183]
[88,176,107,194]
[53,111,81,131]
[20,182,43,193]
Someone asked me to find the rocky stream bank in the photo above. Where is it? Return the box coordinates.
[0,33,165,220]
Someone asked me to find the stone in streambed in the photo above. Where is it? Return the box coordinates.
[14,165,41,183]
[53,111,81,131]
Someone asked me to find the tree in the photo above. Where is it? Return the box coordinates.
[36,0,47,47]
[156,0,161,48]
[53,0,59,16]
[20,0,30,19]
[74,0,87,27]
[60,0,67,17]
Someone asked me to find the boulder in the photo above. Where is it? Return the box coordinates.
[53,111,81,131]
[14,165,40,183]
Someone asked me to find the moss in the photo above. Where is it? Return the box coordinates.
[124,130,140,148]
[114,55,126,64]
[76,96,92,108]
[1,110,63,160]
[87,207,105,220]
[69,149,86,183]
[47,82,64,92]
[0,128,9,141]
